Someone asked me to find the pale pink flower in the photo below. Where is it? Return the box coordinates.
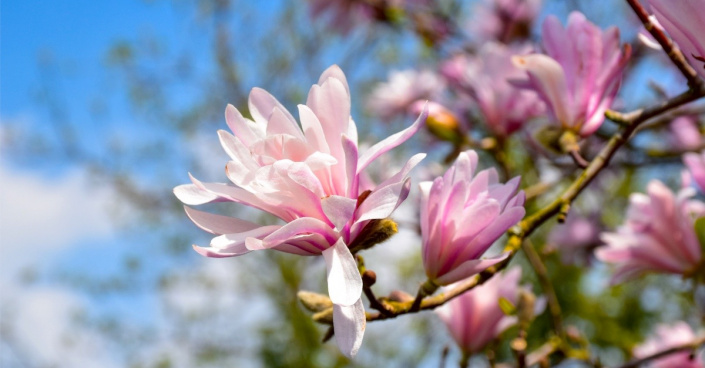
[669,116,703,151]
[685,151,705,192]
[634,322,704,368]
[309,0,378,34]
[436,267,527,354]
[419,150,525,286]
[469,0,541,43]
[650,0,705,79]
[548,213,601,265]
[441,43,545,137]
[512,12,631,137]
[367,69,445,121]
[596,180,705,283]
[173,65,427,357]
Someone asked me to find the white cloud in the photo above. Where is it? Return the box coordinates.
[0,161,117,283]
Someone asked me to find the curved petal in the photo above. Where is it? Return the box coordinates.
[323,238,362,306]
[246,217,338,251]
[322,195,357,231]
[357,104,427,174]
[435,252,510,286]
[184,206,260,235]
[333,298,366,358]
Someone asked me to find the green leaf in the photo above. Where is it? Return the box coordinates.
[498,297,516,316]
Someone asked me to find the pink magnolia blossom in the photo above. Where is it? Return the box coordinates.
[441,43,545,137]
[634,322,704,368]
[547,212,601,265]
[670,116,703,151]
[173,65,427,357]
[309,0,379,34]
[469,0,541,43]
[419,150,525,286]
[511,11,631,137]
[685,151,705,192]
[596,180,705,283]
[367,69,445,121]
[436,267,527,354]
[650,0,705,79]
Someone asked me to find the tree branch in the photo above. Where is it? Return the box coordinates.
[615,335,705,368]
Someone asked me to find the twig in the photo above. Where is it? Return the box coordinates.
[522,240,565,339]
[626,0,702,88]
[614,335,705,368]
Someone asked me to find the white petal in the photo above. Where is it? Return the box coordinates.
[321,195,357,231]
[333,298,366,358]
[323,238,362,306]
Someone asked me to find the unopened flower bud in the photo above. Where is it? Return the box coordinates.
[312,307,334,325]
[388,290,414,303]
[348,218,398,253]
[362,270,377,287]
[517,289,537,330]
[297,291,333,312]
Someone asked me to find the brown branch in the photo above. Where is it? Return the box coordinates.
[615,335,705,368]
[626,0,702,88]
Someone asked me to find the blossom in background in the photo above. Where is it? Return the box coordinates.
[650,0,705,79]
[441,42,545,137]
[669,116,703,151]
[634,322,704,368]
[469,0,541,43]
[419,150,525,286]
[547,212,601,265]
[174,65,427,357]
[309,0,379,34]
[685,151,705,192]
[436,268,537,354]
[409,100,464,142]
[512,11,631,137]
[596,180,705,283]
[367,69,445,121]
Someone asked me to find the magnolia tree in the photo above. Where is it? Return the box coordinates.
[168,0,705,366]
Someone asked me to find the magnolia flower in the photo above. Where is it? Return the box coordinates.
[685,151,705,192]
[512,11,630,137]
[436,267,533,354]
[469,0,541,43]
[309,0,378,34]
[174,65,427,357]
[669,116,703,151]
[650,0,705,79]
[634,322,704,368]
[547,213,601,265]
[441,43,545,137]
[420,150,525,286]
[596,180,705,283]
[367,69,445,121]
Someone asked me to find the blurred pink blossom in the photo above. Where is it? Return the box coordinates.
[308,0,401,34]
[685,151,705,192]
[650,0,705,79]
[597,180,705,283]
[469,0,541,43]
[634,322,704,368]
[669,116,703,151]
[419,150,525,286]
[512,11,631,137]
[173,65,427,357]
[436,267,529,354]
[441,43,545,137]
[547,213,601,265]
[367,69,445,121]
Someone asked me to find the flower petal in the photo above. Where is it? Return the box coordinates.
[323,238,362,306]
[321,195,357,231]
[184,206,260,235]
[435,252,510,285]
[333,298,366,358]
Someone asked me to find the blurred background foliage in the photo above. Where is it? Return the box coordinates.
[1,0,703,367]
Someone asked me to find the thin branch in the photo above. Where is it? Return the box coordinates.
[614,335,705,368]
[626,0,702,88]
[522,240,565,339]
